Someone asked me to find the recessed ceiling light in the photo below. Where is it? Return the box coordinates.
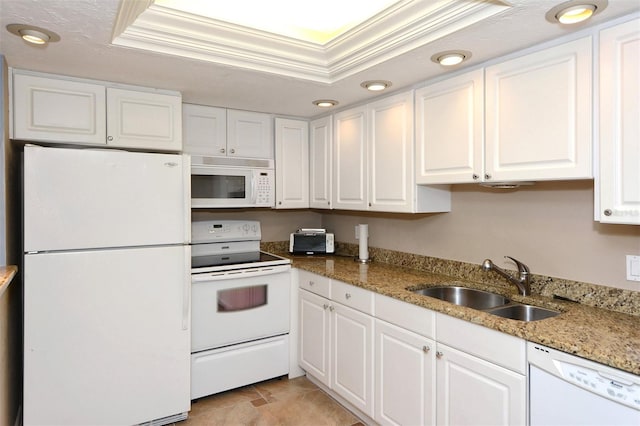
[431,50,472,67]
[360,80,392,91]
[6,24,60,45]
[545,0,607,25]
[312,99,339,107]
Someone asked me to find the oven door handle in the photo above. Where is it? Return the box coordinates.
[192,266,289,282]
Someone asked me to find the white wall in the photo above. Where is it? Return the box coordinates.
[321,181,640,291]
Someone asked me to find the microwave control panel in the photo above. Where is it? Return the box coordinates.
[256,171,274,206]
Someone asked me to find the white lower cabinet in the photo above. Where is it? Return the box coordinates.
[375,319,436,426]
[435,343,526,426]
[298,271,374,419]
[298,271,526,425]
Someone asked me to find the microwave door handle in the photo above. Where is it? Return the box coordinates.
[250,173,257,204]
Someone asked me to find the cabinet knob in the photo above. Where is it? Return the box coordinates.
[327,201,330,206]
[278,201,282,205]
[422,345,430,353]
[107,136,113,141]
[604,209,613,216]
[345,293,351,299]
[230,149,235,154]
[329,306,335,312]
[323,304,329,310]
[472,174,479,180]
[309,281,315,286]
[484,174,492,180]
[220,148,225,154]
[436,351,443,359]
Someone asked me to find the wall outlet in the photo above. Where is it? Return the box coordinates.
[626,255,640,282]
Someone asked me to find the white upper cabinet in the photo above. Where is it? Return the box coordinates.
[227,109,274,159]
[182,104,227,156]
[597,18,640,225]
[415,69,484,184]
[485,37,593,182]
[309,116,333,209]
[106,88,182,151]
[275,118,309,209]
[12,73,107,145]
[333,92,451,213]
[368,91,414,212]
[11,70,182,151]
[333,105,368,211]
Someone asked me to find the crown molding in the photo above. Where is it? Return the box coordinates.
[112,0,510,83]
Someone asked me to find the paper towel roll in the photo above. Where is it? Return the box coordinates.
[357,224,369,261]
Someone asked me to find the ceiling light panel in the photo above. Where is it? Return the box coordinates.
[155,0,399,44]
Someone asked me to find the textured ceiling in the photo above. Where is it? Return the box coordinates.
[0,0,639,118]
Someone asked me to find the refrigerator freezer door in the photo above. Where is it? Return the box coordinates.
[23,245,191,425]
[24,145,190,252]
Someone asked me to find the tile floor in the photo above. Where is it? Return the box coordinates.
[176,376,364,426]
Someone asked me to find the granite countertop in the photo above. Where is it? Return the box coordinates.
[0,266,18,299]
[282,253,639,376]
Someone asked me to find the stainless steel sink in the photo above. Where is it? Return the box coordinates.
[486,304,560,321]
[412,286,510,310]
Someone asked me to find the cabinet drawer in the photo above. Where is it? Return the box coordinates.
[298,269,331,299]
[332,280,374,315]
[436,313,525,374]
[375,293,435,339]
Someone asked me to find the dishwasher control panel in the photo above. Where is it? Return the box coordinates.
[529,343,640,411]
[556,359,640,409]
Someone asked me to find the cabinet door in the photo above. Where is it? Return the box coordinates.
[485,37,592,182]
[598,18,640,225]
[275,118,309,209]
[415,69,484,184]
[299,289,331,387]
[436,343,526,426]
[227,109,273,159]
[309,116,333,209]
[368,91,414,212]
[12,73,106,145]
[375,319,436,426]
[332,302,374,418]
[333,106,368,210]
[107,88,182,151]
[182,104,227,156]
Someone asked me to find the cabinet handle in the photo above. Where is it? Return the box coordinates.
[484,174,492,180]
[230,149,236,154]
[220,148,225,154]
[107,136,113,141]
[423,345,430,353]
[472,174,479,180]
[345,293,351,299]
[436,351,443,359]
[604,209,612,216]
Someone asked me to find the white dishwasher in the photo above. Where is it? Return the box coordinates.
[528,342,640,426]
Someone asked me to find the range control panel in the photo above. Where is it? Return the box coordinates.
[191,220,261,244]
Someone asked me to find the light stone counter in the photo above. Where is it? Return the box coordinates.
[265,245,640,376]
[0,266,17,299]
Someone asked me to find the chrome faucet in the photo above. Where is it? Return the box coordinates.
[482,256,531,296]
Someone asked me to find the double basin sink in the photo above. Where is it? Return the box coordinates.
[411,286,560,321]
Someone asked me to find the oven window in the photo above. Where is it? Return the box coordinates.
[192,175,246,199]
[217,285,267,312]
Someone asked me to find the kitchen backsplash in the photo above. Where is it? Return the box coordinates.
[262,241,640,316]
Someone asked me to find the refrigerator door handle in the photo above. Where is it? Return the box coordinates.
[182,246,191,331]
[183,154,191,244]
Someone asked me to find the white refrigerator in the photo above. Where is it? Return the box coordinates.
[22,145,191,425]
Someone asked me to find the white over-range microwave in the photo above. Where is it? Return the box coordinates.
[191,156,275,208]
